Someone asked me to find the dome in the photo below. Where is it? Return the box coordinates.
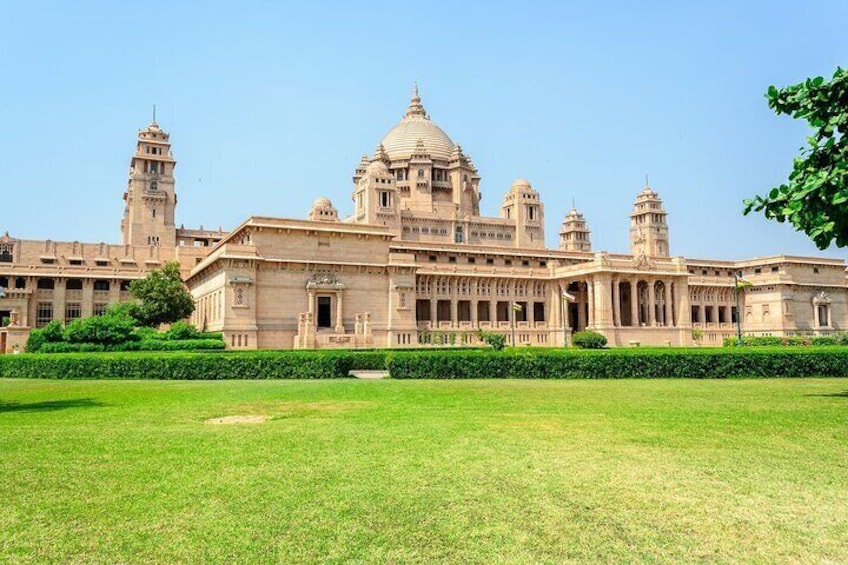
[313,197,333,209]
[510,178,533,192]
[365,160,389,175]
[379,85,455,162]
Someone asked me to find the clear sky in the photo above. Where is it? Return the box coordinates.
[1,1,846,260]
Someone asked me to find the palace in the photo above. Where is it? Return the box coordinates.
[1,87,846,353]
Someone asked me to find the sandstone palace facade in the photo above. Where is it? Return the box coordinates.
[1,87,846,352]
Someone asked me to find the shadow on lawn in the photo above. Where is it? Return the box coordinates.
[805,391,848,399]
[0,398,105,414]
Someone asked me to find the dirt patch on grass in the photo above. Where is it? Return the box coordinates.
[205,415,269,425]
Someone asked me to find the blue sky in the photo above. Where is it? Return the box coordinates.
[1,1,846,260]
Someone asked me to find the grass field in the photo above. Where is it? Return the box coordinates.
[1,378,847,564]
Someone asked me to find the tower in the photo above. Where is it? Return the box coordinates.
[500,178,545,249]
[629,180,669,257]
[559,206,592,252]
[121,118,177,248]
[351,158,400,228]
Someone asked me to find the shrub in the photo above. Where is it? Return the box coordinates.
[0,350,386,380]
[477,330,506,351]
[386,347,848,380]
[572,331,607,349]
[26,320,64,353]
[166,321,200,341]
[63,313,138,345]
[723,335,848,347]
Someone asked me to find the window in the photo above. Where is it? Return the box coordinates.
[93,280,110,291]
[455,226,464,243]
[66,279,83,290]
[486,258,494,265]
[813,267,820,274]
[69,259,83,266]
[36,302,53,327]
[754,268,761,274]
[149,161,158,174]
[505,259,513,266]
[0,243,12,263]
[0,277,7,288]
[41,258,55,265]
[37,278,55,290]
[818,305,829,327]
[448,257,457,263]
[152,208,157,218]
[429,255,437,262]
[15,278,25,289]
[379,191,391,208]
[467,257,476,264]
[771,266,779,273]
[93,303,108,316]
[522,260,530,267]
[418,169,424,179]
[65,303,82,323]
[539,261,547,267]
[96,260,108,267]
[120,281,131,291]
[150,181,158,191]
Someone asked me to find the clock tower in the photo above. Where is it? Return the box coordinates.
[121,117,178,248]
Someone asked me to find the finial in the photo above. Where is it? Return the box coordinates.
[645,174,650,188]
[152,104,157,124]
[572,197,576,210]
[405,83,428,119]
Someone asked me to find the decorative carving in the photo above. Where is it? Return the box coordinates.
[633,252,654,270]
[812,291,831,305]
[306,272,345,290]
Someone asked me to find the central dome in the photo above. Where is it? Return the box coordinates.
[379,85,455,162]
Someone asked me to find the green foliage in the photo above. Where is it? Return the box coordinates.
[25,320,65,352]
[724,333,848,347]
[477,329,506,351]
[0,350,387,379]
[386,347,848,379]
[36,339,225,354]
[1,316,9,327]
[129,262,195,327]
[692,328,704,342]
[63,312,138,345]
[744,68,848,248]
[572,331,608,349]
[166,321,200,341]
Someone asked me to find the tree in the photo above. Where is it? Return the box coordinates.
[129,262,195,327]
[743,67,848,249]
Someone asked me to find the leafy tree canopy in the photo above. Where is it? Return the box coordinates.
[129,262,195,327]
[744,67,848,249]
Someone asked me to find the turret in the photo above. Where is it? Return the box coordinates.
[500,178,545,249]
[630,180,669,257]
[352,159,400,228]
[559,206,592,252]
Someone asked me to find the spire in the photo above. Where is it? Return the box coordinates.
[404,83,429,119]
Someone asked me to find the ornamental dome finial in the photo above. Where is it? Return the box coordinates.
[405,82,428,119]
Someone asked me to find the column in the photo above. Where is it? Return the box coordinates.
[647,280,655,326]
[450,297,458,328]
[307,291,315,315]
[577,285,587,330]
[54,278,66,325]
[109,278,121,305]
[631,280,639,327]
[527,299,535,325]
[335,291,344,333]
[668,280,676,327]
[699,304,706,325]
[586,280,594,329]
[430,298,438,324]
[471,299,479,325]
[82,279,94,318]
[612,279,621,327]
[489,300,496,325]
[724,305,732,326]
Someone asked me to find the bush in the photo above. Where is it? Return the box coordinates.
[386,347,848,380]
[166,321,200,341]
[0,350,387,380]
[63,313,138,345]
[723,334,848,347]
[477,330,506,351]
[26,321,65,353]
[36,339,226,354]
[572,331,608,349]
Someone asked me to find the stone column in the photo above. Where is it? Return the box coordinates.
[647,281,656,326]
[489,300,496,325]
[699,304,706,325]
[631,280,639,327]
[81,279,94,318]
[724,304,732,326]
[450,297,458,327]
[577,284,587,330]
[612,279,621,327]
[54,278,66,326]
[335,291,344,333]
[307,291,315,315]
[430,298,438,324]
[471,299,479,325]
[586,280,594,329]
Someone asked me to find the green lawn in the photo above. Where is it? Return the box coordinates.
[1,378,847,564]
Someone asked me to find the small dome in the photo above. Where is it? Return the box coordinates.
[510,178,533,192]
[366,160,389,175]
[313,197,333,209]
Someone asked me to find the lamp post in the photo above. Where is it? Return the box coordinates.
[510,301,522,347]
[733,272,751,346]
[561,289,576,347]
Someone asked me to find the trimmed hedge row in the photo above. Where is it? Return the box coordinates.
[723,334,848,347]
[0,350,388,380]
[37,339,226,354]
[2,347,848,380]
[386,348,848,379]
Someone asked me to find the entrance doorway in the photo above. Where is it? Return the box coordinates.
[317,297,332,328]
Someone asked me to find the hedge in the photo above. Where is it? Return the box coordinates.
[0,350,388,380]
[724,334,848,347]
[2,347,848,380]
[37,339,226,354]
[386,348,848,379]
